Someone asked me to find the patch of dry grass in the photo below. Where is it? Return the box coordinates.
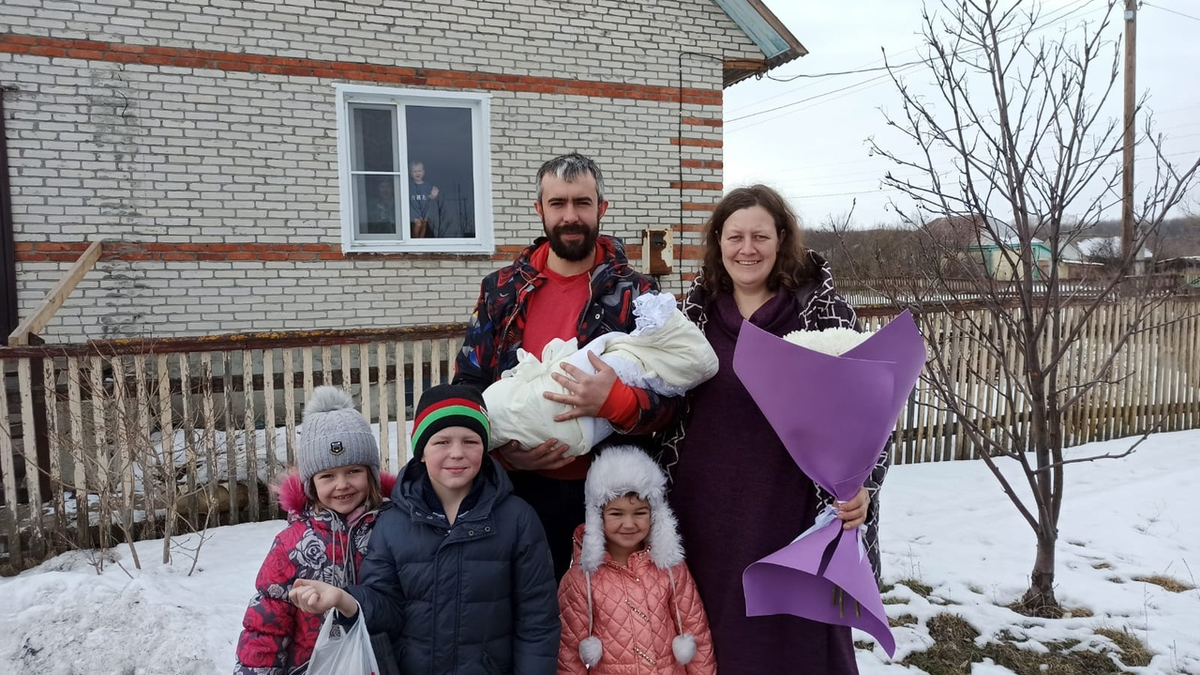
[1007,597,1066,619]
[1131,574,1194,593]
[897,612,1142,675]
[895,578,933,598]
[1095,627,1154,667]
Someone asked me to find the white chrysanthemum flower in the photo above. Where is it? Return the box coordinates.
[782,326,869,356]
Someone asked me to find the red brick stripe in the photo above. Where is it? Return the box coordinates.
[680,159,723,169]
[13,241,640,264]
[14,241,341,263]
[670,137,722,148]
[0,33,723,105]
[681,117,722,128]
[669,181,722,191]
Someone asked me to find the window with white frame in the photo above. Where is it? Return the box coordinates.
[335,84,493,253]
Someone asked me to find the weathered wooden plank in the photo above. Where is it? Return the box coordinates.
[376,343,390,475]
[7,240,103,346]
[179,354,198,527]
[242,350,259,522]
[18,358,45,553]
[43,358,65,540]
[0,322,470,358]
[66,357,89,547]
[157,353,175,562]
[0,358,21,563]
[262,349,278,520]
[360,343,371,424]
[222,352,238,526]
[283,349,297,467]
[91,355,111,548]
[396,342,409,467]
[200,353,218,521]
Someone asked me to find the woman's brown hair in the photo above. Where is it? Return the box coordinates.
[698,184,816,296]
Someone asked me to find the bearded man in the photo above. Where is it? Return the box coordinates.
[453,152,681,579]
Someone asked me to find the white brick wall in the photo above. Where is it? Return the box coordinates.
[2,0,760,341]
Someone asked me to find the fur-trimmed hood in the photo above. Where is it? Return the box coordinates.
[277,469,397,517]
[579,445,683,573]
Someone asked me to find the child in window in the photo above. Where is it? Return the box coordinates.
[234,386,393,675]
[289,384,560,674]
[409,160,440,238]
[557,445,717,674]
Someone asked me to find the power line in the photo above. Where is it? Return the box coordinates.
[732,0,1095,113]
[727,66,918,124]
[726,0,1106,128]
[763,61,926,82]
[1141,2,1200,23]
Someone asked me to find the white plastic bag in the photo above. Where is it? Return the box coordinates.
[306,611,380,675]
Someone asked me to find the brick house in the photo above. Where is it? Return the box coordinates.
[0,0,805,343]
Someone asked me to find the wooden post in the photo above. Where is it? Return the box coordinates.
[1121,0,1137,258]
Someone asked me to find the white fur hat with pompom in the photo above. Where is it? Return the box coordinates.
[576,446,695,668]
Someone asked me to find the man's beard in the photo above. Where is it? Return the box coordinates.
[544,220,599,262]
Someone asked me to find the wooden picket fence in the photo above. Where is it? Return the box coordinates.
[0,324,463,572]
[856,298,1200,464]
[1,298,1199,572]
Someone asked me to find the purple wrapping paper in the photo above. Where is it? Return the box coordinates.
[732,310,926,657]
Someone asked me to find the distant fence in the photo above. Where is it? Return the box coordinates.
[2,298,1199,572]
[839,274,1195,308]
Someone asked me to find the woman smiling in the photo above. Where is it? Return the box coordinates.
[661,184,887,675]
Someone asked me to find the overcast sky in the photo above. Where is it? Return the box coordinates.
[723,0,1200,228]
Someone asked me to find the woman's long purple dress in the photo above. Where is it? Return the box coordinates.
[669,291,858,675]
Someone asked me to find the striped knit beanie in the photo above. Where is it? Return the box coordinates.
[411,384,490,460]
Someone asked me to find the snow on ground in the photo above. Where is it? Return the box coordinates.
[2,430,1197,675]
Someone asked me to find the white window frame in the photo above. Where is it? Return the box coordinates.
[335,84,494,254]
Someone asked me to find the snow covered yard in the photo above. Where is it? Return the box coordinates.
[1,430,1197,675]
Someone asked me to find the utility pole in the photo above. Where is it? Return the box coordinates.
[1121,0,1137,259]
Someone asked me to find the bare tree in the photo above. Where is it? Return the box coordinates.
[47,353,221,574]
[869,0,1199,614]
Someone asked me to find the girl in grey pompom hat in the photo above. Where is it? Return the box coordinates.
[234,386,394,675]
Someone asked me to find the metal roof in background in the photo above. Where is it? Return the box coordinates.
[715,0,808,87]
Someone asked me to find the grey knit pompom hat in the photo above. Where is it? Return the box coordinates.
[298,386,380,499]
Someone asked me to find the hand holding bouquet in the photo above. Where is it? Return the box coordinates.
[732,310,926,657]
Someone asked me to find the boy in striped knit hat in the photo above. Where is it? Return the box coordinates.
[291,383,560,674]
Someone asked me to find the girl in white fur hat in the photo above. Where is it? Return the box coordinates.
[557,445,717,674]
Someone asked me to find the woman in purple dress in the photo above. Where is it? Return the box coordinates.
[661,185,888,674]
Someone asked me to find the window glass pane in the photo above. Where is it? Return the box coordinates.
[352,106,396,173]
[404,106,475,239]
[356,174,398,236]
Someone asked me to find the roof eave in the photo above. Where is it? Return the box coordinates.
[718,0,807,88]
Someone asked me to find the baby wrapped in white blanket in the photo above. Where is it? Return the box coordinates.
[482,292,718,456]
